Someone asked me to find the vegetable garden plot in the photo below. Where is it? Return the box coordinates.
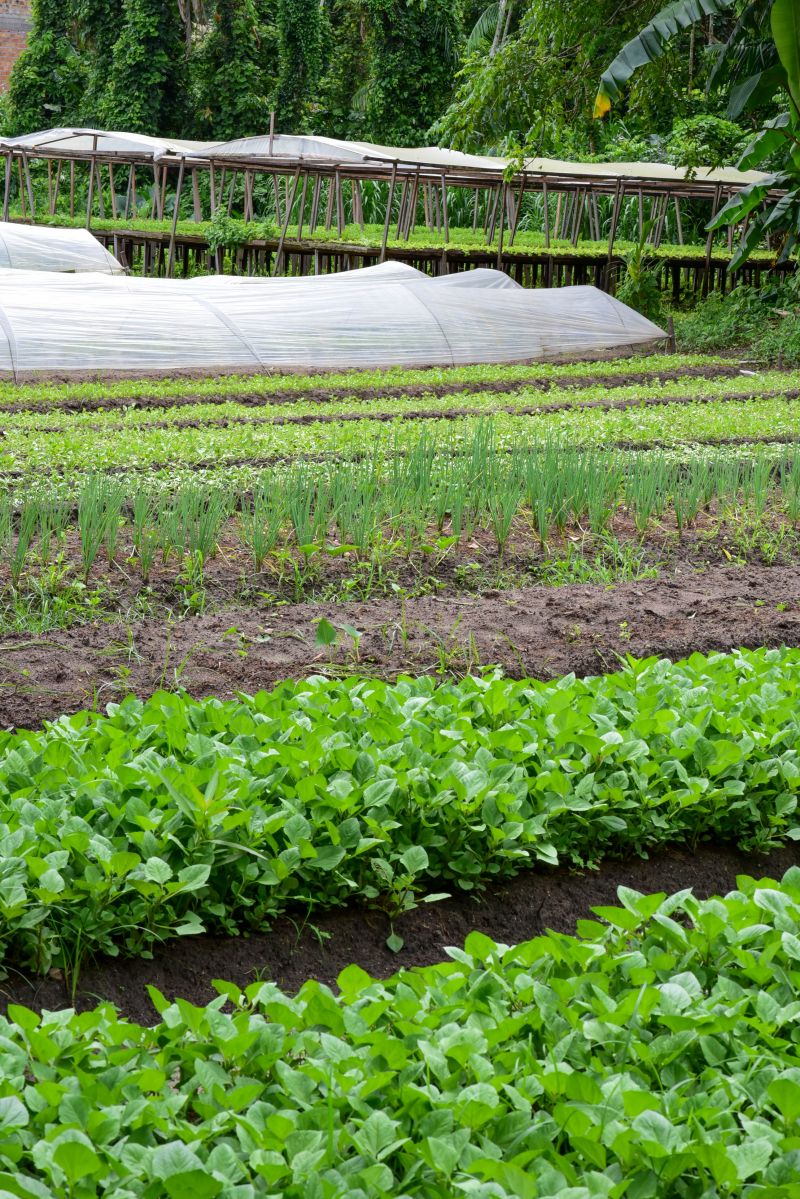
[1,874,800,1197]
[0,647,799,980]
[0,262,664,378]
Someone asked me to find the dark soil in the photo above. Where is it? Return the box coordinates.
[4,841,797,1023]
[1,560,798,729]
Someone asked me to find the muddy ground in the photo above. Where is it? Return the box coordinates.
[1,560,798,729]
[4,841,797,1023]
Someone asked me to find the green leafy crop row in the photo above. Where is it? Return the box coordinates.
[1,647,799,979]
[5,393,800,482]
[34,211,781,263]
[2,871,800,1197]
[0,353,723,413]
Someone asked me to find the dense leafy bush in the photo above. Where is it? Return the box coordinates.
[0,647,799,976]
[2,873,800,1195]
[675,283,800,363]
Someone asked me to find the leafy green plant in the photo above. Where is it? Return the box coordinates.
[3,872,800,1195]
[0,647,799,976]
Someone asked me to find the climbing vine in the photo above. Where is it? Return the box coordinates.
[5,0,86,134]
[276,0,322,132]
[99,0,189,134]
[362,0,463,144]
[192,0,278,139]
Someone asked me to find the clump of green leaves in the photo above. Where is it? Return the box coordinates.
[0,646,799,977]
[4,872,800,1195]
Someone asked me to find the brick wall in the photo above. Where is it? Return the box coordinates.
[0,0,31,92]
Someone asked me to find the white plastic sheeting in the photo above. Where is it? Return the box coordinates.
[0,128,770,191]
[0,262,665,378]
[0,222,122,274]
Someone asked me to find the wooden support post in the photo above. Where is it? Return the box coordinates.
[674,195,684,245]
[638,188,644,240]
[209,166,217,215]
[571,189,586,246]
[191,168,202,221]
[243,170,254,222]
[508,172,526,247]
[380,162,397,263]
[542,179,550,247]
[166,157,185,278]
[607,181,623,262]
[272,167,300,277]
[46,160,53,215]
[130,165,137,218]
[52,162,61,215]
[440,172,449,243]
[69,160,75,219]
[226,169,237,216]
[395,178,408,239]
[86,154,96,227]
[296,171,308,240]
[703,183,722,295]
[108,161,118,220]
[472,186,480,233]
[324,174,334,230]
[352,178,364,230]
[405,167,420,241]
[150,165,159,219]
[335,169,345,236]
[496,181,507,268]
[22,153,35,220]
[309,173,322,231]
[93,159,106,219]
[2,152,11,222]
[553,192,562,240]
[158,165,168,220]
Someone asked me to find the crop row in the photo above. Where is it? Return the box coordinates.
[0,646,798,981]
[1,441,799,587]
[1,371,796,433]
[0,873,799,1197]
[5,397,800,483]
[0,352,728,412]
[36,209,777,259]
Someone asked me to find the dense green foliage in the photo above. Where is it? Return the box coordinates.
[2,872,800,1195]
[0,647,798,976]
[191,0,277,140]
[1,0,764,167]
[99,0,189,134]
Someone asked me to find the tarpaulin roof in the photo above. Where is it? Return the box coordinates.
[0,128,769,190]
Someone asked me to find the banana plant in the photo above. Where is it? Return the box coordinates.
[595,0,800,270]
[708,0,800,267]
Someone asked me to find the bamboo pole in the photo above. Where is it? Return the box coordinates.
[296,170,309,240]
[166,157,185,278]
[3,152,11,222]
[191,168,202,221]
[440,172,449,243]
[542,179,550,247]
[272,166,301,276]
[86,154,96,227]
[380,162,398,263]
[309,173,322,231]
[108,161,118,220]
[21,153,34,219]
